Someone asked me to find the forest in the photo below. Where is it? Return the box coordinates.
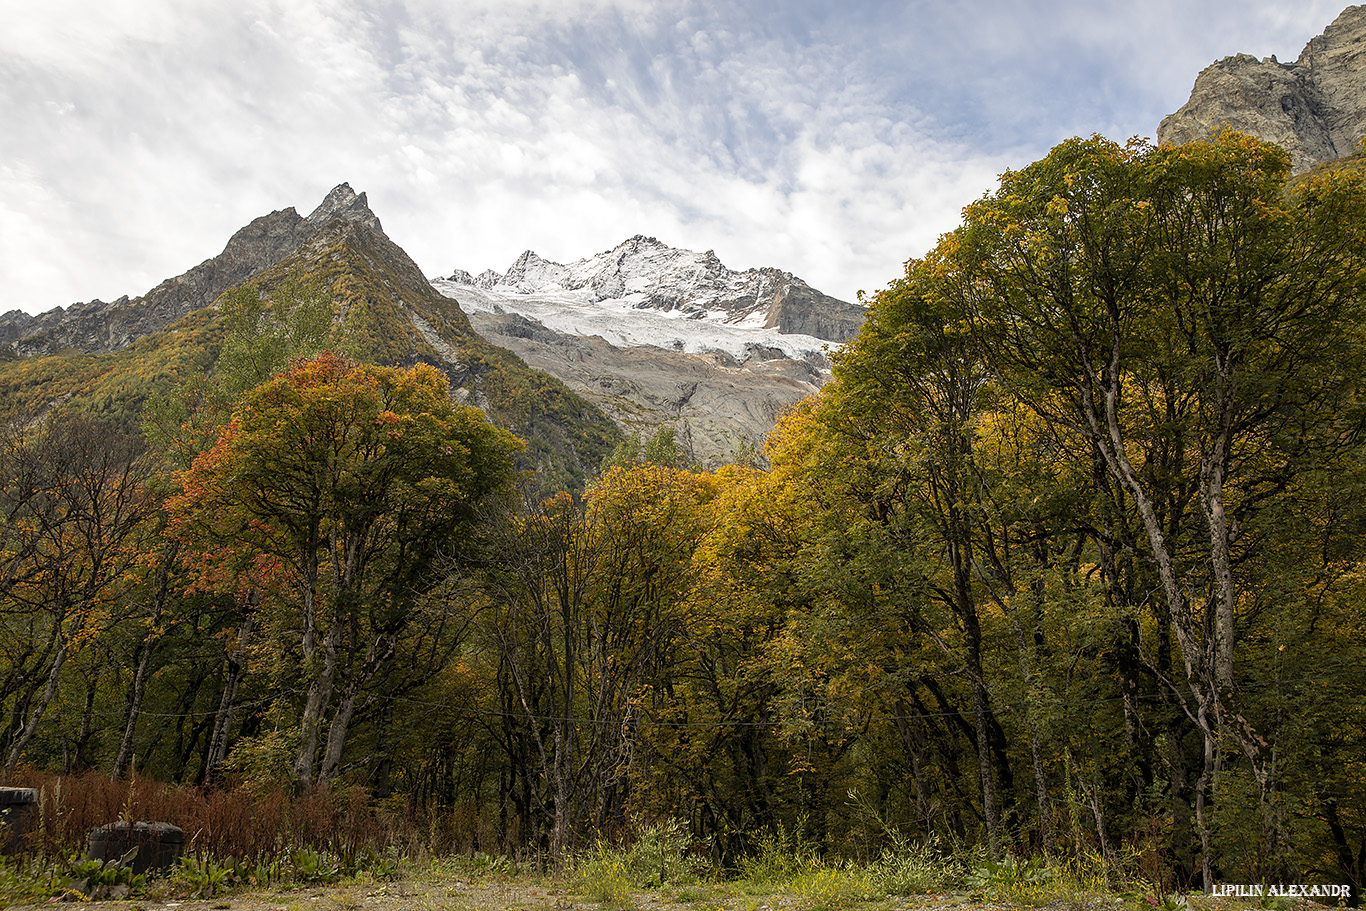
[3,132,1366,899]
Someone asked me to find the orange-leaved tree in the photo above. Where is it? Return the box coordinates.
[169,351,522,786]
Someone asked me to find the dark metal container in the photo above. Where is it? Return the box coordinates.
[87,821,185,874]
[0,788,38,853]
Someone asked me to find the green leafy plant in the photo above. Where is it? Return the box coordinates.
[174,855,235,899]
[357,845,403,882]
[966,854,1055,898]
[467,851,515,878]
[289,846,341,885]
[59,848,148,900]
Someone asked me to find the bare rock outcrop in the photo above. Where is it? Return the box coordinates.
[467,309,823,468]
[1159,6,1366,173]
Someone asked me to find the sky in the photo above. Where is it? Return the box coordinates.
[0,0,1350,315]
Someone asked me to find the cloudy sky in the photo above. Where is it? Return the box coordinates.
[0,0,1348,314]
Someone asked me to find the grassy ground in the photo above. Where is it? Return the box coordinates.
[0,853,1344,911]
[0,823,1343,911]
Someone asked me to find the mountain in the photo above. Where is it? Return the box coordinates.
[448,235,865,342]
[1158,5,1366,173]
[0,185,620,492]
[435,235,864,466]
[0,184,379,358]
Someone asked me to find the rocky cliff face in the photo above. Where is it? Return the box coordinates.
[1159,6,1366,172]
[0,183,379,357]
[466,309,825,468]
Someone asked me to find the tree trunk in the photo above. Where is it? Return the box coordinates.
[4,642,67,783]
[985,577,1055,857]
[1070,751,1115,871]
[1080,358,1229,884]
[69,670,99,772]
[319,630,399,783]
[113,640,155,778]
[893,697,934,830]
[204,607,254,785]
[320,687,357,783]
[952,531,998,857]
[294,620,342,786]
[1195,704,1215,891]
[971,672,999,856]
[114,542,178,779]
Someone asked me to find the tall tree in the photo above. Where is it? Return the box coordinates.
[0,415,151,782]
[945,132,1366,883]
[169,351,521,786]
[478,465,713,863]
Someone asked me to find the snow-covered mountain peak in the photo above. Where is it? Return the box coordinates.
[440,237,860,328]
[433,235,866,365]
[502,249,567,293]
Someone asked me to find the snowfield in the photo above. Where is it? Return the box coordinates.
[431,279,835,363]
[433,235,846,363]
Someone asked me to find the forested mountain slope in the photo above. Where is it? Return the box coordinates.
[0,185,619,491]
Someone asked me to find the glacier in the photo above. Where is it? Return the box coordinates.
[432,235,850,365]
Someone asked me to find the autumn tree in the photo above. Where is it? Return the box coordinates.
[169,351,521,786]
[477,464,714,862]
[939,132,1366,884]
[0,414,152,782]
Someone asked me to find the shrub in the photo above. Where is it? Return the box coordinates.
[791,862,878,910]
[738,823,821,886]
[572,841,633,905]
[619,820,701,887]
[869,833,960,895]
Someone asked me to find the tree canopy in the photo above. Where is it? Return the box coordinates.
[168,351,522,785]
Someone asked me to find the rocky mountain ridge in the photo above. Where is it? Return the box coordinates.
[1,182,864,468]
[435,236,864,465]
[0,184,620,491]
[0,184,378,358]
[1159,5,1366,172]
[442,234,865,342]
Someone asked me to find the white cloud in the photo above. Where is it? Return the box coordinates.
[0,0,1346,314]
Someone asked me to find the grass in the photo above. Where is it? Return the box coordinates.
[0,781,1320,911]
[566,821,969,910]
[1,843,1344,911]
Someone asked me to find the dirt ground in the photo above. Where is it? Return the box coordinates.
[0,877,1341,911]
[0,879,1074,911]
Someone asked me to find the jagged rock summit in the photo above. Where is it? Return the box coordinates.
[0,183,379,357]
[1159,5,1366,172]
